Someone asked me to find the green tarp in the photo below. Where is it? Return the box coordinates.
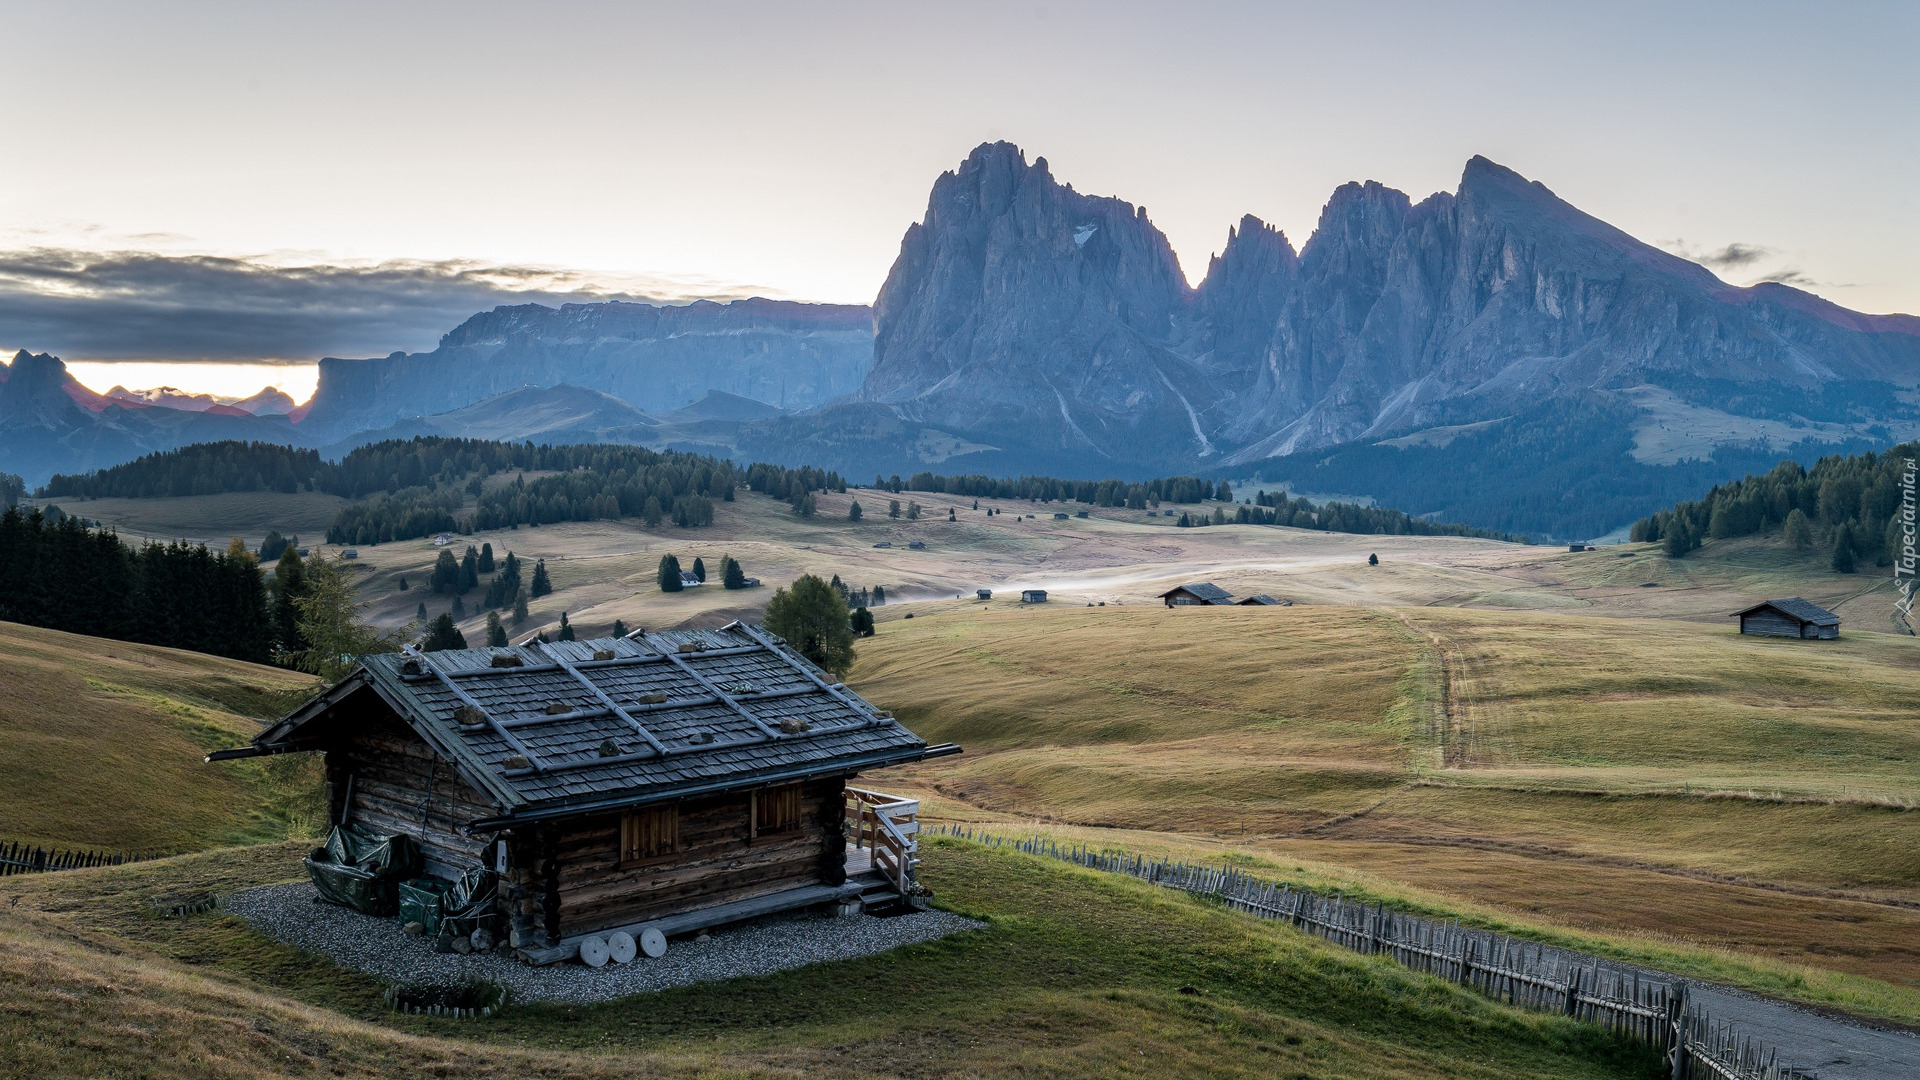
[304,824,422,916]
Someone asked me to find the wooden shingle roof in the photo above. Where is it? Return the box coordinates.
[1157,582,1234,604]
[1731,597,1840,626]
[238,623,943,827]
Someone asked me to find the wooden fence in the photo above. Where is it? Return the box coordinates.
[0,839,141,877]
[933,827,1813,1080]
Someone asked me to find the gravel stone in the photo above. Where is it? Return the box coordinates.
[222,882,984,1005]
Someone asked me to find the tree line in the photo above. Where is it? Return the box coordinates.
[1173,490,1519,541]
[322,445,844,544]
[1631,442,1920,571]
[874,471,1227,507]
[0,507,275,663]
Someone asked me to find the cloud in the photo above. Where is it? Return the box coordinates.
[0,249,781,364]
[1694,242,1770,269]
[1750,267,1819,287]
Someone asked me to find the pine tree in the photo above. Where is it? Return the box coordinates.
[558,611,575,641]
[1832,524,1858,573]
[485,610,507,647]
[479,542,495,574]
[643,497,664,527]
[849,500,862,522]
[850,606,875,637]
[461,546,479,592]
[762,574,855,675]
[293,556,405,679]
[512,586,529,625]
[417,600,428,623]
[397,575,408,591]
[1368,553,1379,565]
[1664,521,1692,558]
[658,554,683,592]
[611,618,629,638]
[271,546,311,658]
[422,613,467,652]
[907,501,921,520]
[431,549,460,593]
[1784,508,1813,550]
[793,491,816,517]
[889,500,901,519]
[692,556,706,583]
[871,584,885,606]
[721,553,747,590]
[530,559,552,597]
[452,593,467,619]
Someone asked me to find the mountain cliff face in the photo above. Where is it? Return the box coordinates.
[841,144,1920,476]
[864,143,1219,468]
[298,297,874,438]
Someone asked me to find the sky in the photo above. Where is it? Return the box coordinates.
[2,0,1915,400]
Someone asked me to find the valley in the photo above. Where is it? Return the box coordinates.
[3,470,1917,1079]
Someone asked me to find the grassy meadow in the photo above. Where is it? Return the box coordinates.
[33,490,350,547]
[0,839,1660,1080]
[850,601,1920,999]
[0,622,322,853]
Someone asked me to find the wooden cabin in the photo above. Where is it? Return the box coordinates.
[1237,595,1288,606]
[1156,583,1234,607]
[1731,598,1840,639]
[212,624,958,964]
[1021,589,1048,603]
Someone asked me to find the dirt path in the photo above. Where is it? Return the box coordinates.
[1683,983,1920,1079]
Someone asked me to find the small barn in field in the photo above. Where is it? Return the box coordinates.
[1021,589,1048,603]
[212,624,957,964]
[1157,583,1234,607]
[1237,595,1289,606]
[1731,598,1840,639]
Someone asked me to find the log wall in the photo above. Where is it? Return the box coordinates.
[545,775,846,937]
[328,713,496,878]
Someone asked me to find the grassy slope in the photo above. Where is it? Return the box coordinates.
[851,602,1920,1008]
[0,840,1658,1080]
[0,622,323,853]
[32,490,349,546]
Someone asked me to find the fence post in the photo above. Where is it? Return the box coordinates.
[1668,982,1688,1080]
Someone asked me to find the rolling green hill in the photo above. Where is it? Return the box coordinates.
[0,621,321,853]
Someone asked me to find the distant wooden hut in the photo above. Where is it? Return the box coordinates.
[976,589,992,600]
[211,625,958,965]
[1237,595,1288,606]
[1156,583,1234,607]
[1021,589,1048,603]
[1731,598,1839,639]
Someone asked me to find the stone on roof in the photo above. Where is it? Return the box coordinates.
[250,623,925,824]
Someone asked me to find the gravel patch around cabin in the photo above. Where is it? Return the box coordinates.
[223,881,984,1005]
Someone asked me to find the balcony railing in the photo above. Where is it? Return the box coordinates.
[844,785,919,897]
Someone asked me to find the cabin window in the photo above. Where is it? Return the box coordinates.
[620,804,678,865]
[754,784,803,836]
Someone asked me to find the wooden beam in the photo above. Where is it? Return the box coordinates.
[404,645,548,773]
